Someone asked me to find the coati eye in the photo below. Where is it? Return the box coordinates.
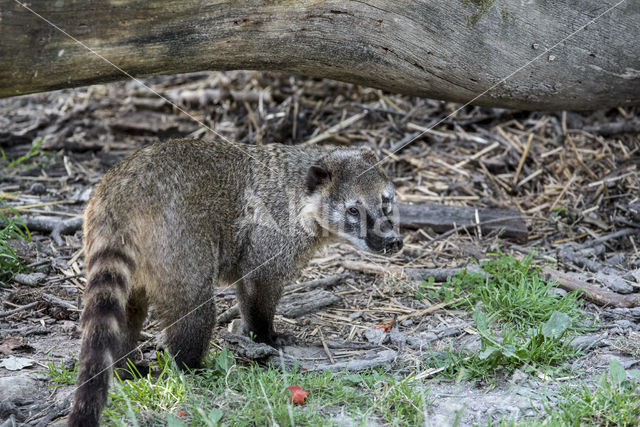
[347,206,360,216]
[382,197,392,215]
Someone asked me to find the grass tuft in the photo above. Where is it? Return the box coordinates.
[542,360,640,426]
[104,352,187,425]
[104,349,428,426]
[0,200,31,285]
[4,136,47,168]
[42,359,78,388]
[421,251,589,381]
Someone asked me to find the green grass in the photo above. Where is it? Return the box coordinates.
[0,201,31,285]
[3,136,48,169]
[102,349,429,426]
[418,252,585,333]
[42,359,78,388]
[421,251,589,381]
[536,360,640,426]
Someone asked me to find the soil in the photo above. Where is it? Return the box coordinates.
[0,71,638,426]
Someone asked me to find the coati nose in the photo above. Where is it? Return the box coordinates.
[386,237,403,253]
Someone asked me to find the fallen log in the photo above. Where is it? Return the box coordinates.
[2,0,639,110]
[398,203,528,243]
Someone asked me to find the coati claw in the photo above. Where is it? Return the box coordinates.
[270,332,296,348]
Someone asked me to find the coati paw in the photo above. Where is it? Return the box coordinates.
[269,332,296,348]
[243,324,296,348]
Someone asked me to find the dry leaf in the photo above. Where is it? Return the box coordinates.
[288,385,309,405]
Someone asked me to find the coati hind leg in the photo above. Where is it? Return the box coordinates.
[160,293,216,370]
[121,289,149,357]
[114,289,149,379]
[236,279,294,348]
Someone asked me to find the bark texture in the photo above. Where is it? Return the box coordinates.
[1,0,639,109]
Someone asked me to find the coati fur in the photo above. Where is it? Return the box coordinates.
[68,138,402,426]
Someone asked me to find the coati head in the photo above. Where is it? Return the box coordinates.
[305,147,403,254]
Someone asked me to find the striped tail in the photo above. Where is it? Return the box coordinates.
[68,247,134,427]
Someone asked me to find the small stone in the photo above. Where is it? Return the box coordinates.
[228,319,243,335]
[595,271,634,294]
[623,269,640,284]
[401,319,413,327]
[70,188,93,202]
[0,374,40,403]
[510,368,528,383]
[348,311,362,320]
[460,335,481,353]
[606,253,625,266]
[548,55,556,61]
[615,319,636,330]
[28,182,46,195]
[547,287,567,297]
[420,332,438,342]
[364,327,388,345]
[570,334,605,350]
[389,327,406,347]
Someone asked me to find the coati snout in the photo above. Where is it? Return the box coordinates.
[304,149,403,254]
[69,139,402,427]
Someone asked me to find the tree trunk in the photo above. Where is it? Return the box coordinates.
[1,0,638,110]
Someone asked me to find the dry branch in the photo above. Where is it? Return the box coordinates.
[0,302,39,318]
[13,272,48,287]
[11,216,83,246]
[405,265,484,282]
[308,349,397,372]
[543,268,639,308]
[1,1,639,110]
[277,289,340,318]
[41,293,78,311]
[398,203,528,243]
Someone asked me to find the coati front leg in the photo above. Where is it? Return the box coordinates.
[236,278,294,348]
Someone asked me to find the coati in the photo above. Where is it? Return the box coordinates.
[68,138,402,426]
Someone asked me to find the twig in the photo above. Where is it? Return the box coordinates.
[543,268,639,308]
[419,215,526,249]
[584,228,639,248]
[397,298,462,322]
[340,260,402,276]
[284,273,349,294]
[318,328,335,364]
[41,293,78,310]
[0,301,39,318]
[301,112,367,146]
[582,119,640,136]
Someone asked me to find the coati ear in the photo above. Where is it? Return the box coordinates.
[306,161,331,193]
[361,147,379,163]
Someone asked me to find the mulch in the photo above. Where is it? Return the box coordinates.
[0,70,638,423]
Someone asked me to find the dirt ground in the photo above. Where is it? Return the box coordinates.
[0,71,639,426]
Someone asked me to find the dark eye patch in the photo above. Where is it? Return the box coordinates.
[381,196,392,215]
